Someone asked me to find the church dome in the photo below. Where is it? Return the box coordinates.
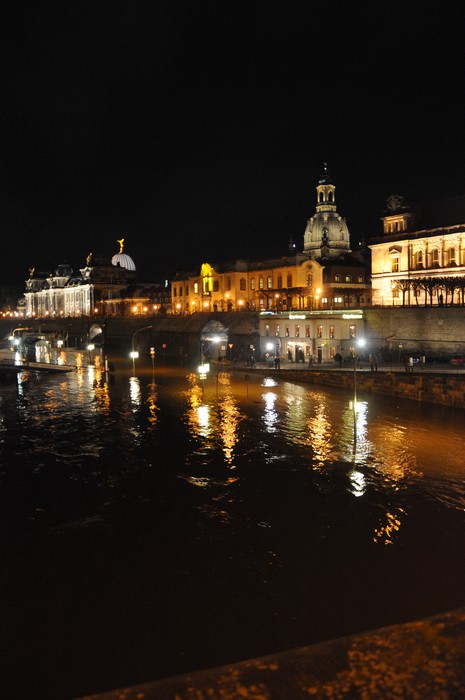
[111,238,136,271]
[303,164,351,259]
[111,252,136,271]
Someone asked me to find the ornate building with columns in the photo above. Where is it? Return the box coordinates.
[370,194,465,306]
[23,240,170,318]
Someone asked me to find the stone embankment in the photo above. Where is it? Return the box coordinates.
[79,606,465,699]
[252,367,465,409]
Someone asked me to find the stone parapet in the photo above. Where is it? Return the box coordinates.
[78,607,465,699]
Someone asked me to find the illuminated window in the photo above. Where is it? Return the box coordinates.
[275,324,280,336]
[357,274,364,282]
[285,326,290,337]
[414,250,423,268]
[194,282,199,293]
[259,276,264,289]
[317,325,323,338]
[240,278,246,290]
[306,273,312,286]
[329,325,335,339]
[267,275,272,289]
[448,247,456,265]
[251,277,255,290]
[335,274,341,282]
[431,249,439,267]
[265,324,270,336]
[349,325,356,337]
[305,325,310,337]
[345,275,352,283]
[295,325,300,337]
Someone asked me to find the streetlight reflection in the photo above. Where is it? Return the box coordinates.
[353,338,366,453]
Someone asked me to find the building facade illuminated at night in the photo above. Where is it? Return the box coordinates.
[171,165,371,316]
[370,194,465,306]
[23,241,171,318]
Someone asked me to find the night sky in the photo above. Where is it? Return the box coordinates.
[3,2,465,289]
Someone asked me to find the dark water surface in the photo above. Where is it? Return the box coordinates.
[1,360,465,699]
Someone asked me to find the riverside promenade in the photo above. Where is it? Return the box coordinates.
[238,358,465,409]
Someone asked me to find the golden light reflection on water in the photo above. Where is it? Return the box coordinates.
[146,382,159,430]
[374,508,406,545]
[184,371,244,469]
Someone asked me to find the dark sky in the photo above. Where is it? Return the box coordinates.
[2,2,465,288]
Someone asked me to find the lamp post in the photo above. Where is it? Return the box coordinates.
[130,325,152,374]
[353,338,366,452]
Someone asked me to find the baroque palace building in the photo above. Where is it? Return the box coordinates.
[370,194,465,306]
[24,240,171,318]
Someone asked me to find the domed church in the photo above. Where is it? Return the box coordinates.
[171,165,370,315]
[303,163,351,259]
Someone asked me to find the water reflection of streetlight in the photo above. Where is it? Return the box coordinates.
[87,343,95,365]
[130,325,152,374]
[353,338,366,452]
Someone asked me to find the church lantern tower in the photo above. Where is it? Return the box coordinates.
[303,163,351,259]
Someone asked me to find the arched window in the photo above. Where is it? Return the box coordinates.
[414,250,424,269]
[448,247,456,265]
[240,277,246,290]
[267,275,272,289]
[251,277,255,290]
[329,191,333,202]
[319,192,324,203]
[431,249,439,267]
[259,276,264,289]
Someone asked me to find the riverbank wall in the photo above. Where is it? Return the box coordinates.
[252,367,465,409]
[80,606,465,699]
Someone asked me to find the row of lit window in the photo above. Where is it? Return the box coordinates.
[265,324,357,338]
[391,247,464,272]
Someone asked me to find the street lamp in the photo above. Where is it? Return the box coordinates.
[353,338,366,452]
[130,325,152,374]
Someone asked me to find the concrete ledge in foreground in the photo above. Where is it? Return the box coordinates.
[77,606,465,699]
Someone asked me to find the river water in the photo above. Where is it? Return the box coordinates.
[1,356,465,699]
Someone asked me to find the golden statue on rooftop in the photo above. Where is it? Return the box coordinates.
[29,267,35,277]
[86,252,93,266]
[117,238,125,253]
